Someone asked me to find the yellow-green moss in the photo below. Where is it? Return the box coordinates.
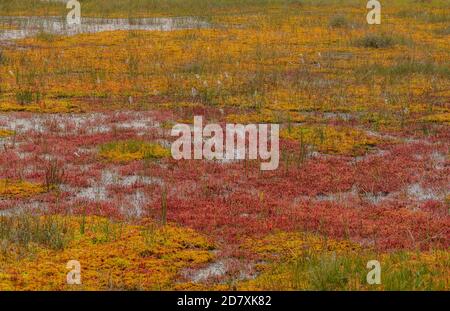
[0,129,14,137]
[99,140,170,163]
[281,125,381,156]
[237,232,449,290]
[243,231,361,261]
[0,100,83,113]
[226,109,309,124]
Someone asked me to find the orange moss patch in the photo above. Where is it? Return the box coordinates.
[0,216,214,290]
[238,232,449,290]
[0,4,446,121]
[0,179,46,198]
[243,231,360,262]
[0,129,14,137]
[281,125,381,156]
[99,140,171,163]
[226,109,308,124]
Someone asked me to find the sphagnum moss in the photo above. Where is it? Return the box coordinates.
[281,125,381,156]
[0,129,14,137]
[0,216,214,290]
[0,0,448,292]
[99,140,170,163]
[0,179,46,199]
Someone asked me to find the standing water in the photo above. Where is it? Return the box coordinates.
[0,16,210,40]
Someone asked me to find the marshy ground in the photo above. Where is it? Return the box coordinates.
[0,0,448,290]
